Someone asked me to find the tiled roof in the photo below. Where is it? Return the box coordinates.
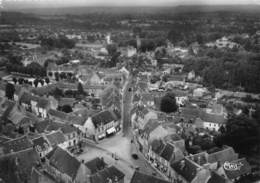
[32,136,50,152]
[48,109,68,120]
[207,146,238,165]
[90,166,124,183]
[45,131,65,146]
[3,136,33,154]
[91,110,118,128]
[45,121,65,132]
[224,158,251,180]
[0,148,40,183]
[142,119,160,136]
[60,125,77,134]
[47,147,80,180]
[20,92,49,108]
[8,109,29,125]
[130,171,170,183]
[151,139,165,155]
[58,98,76,107]
[30,167,56,183]
[207,172,226,183]
[141,93,154,103]
[35,120,51,133]
[160,143,175,162]
[171,158,198,182]
[187,152,208,166]
[85,157,107,174]
[179,106,200,120]
[199,111,227,124]
[67,115,86,125]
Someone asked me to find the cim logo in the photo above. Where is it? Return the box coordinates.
[223,161,243,171]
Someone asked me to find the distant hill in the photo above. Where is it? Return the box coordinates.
[2,5,260,15]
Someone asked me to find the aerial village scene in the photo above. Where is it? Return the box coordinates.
[0,0,260,183]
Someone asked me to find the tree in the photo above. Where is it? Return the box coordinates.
[45,78,50,85]
[12,77,17,84]
[60,105,73,113]
[77,83,85,95]
[52,87,63,98]
[214,114,260,155]
[160,92,178,113]
[5,83,15,100]
[60,72,67,79]
[54,72,59,81]
[33,79,39,88]
[106,44,117,56]
[18,78,24,85]
[39,79,45,86]
[150,75,161,84]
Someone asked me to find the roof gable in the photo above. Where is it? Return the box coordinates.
[130,171,170,183]
[91,110,117,128]
[47,147,81,180]
[85,157,107,174]
[171,158,199,182]
[3,136,33,154]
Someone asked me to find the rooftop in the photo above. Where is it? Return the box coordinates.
[47,147,81,180]
[130,171,170,183]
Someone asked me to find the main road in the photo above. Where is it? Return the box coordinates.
[122,75,136,136]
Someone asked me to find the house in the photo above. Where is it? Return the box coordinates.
[171,157,211,183]
[34,120,52,133]
[131,108,158,130]
[148,139,184,180]
[45,131,67,149]
[84,110,120,140]
[32,135,52,158]
[89,166,125,183]
[0,148,40,183]
[30,167,56,183]
[84,157,107,175]
[195,111,227,131]
[164,74,186,88]
[193,88,208,98]
[140,93,155,107]
[60,125,79,148]
[0,98,34,133]
[2,136,33,155]
[207,146,238,170]
[88,72,103,85]
[19,92,50,118]
[207,171,227,183]
[45,147,87,183]
[179,106,200,123]
[130,171,170,183]
[102,72,125,86]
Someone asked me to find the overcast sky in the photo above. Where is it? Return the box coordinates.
[47,0,260,6]
[3,0,260,7]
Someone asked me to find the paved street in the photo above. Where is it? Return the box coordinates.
[78,132,164,183]
[77,74,165,183]
[122,75,136,136]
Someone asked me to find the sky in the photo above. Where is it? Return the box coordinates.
[68,0,260,6]
[2,0,260,8]
[50,0,260,6]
